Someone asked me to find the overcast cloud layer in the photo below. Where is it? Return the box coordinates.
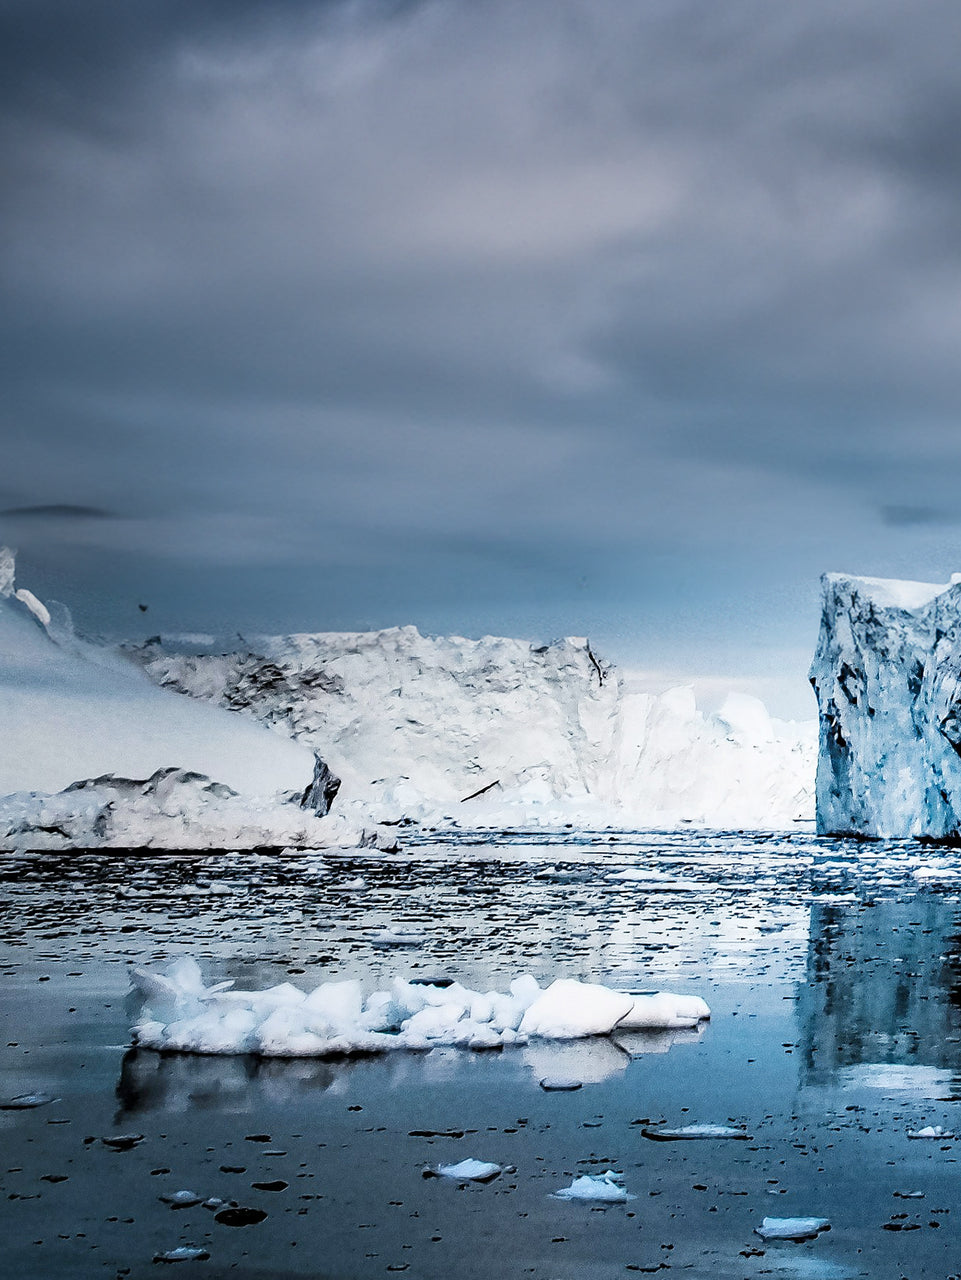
[4,0,961,715]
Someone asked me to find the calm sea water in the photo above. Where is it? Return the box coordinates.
[3,828,961,1279]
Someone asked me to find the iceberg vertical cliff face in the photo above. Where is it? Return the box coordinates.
[810,573,961,838]
[133,629,815,828]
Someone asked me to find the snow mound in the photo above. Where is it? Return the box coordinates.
[0,550,374,850]
[130,627,815,829]
[0,767,374,852]
[811,572,961,837]
[129,958,709,1057]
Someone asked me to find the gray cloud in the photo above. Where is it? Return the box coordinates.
[5,0,961,715]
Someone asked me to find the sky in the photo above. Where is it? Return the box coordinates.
[4,0,961,718]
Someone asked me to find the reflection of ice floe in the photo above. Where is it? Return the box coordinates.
[522,1037,631,1086]
[837,1064,957,1095]
[129,957,709,1058]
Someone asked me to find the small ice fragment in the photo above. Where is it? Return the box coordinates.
[160,1190,203,1208]
[552,1170,634,1202]
[894,1190,925,1199]
[202,1198,225,1209]
[754,1216,830,1241]
[435,1159,502,1182]
[370,929,425,948]
[642,1124,750,1141]
[101,1133,144,1150]
[907,1125,955,1139]
[153,1245,210,1262]
[539,1077,583,1091]
[0,1092,59,1109]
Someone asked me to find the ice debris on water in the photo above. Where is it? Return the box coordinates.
[153,1246,210,1263]
[0,1092,59,1109]
[755,1216,830,1241]
[552,1170,634,1202]
[159,1190,203,1208]
[101,1132,144,1150]
[539,1077,583,1091]
[641,1124,750,1141]
[907,1125,955,1139]
[129,957,709,1057]
[432,1159,503,1182]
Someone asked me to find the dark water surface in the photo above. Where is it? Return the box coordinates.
[3,829,961,1279]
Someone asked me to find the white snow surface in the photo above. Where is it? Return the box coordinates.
[128,957,709,1057]
[0,552,376,850]
[131,625,815,829]
[811,571,961,837]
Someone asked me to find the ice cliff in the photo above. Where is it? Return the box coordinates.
[131,628,815,829]
[810,572,961,838]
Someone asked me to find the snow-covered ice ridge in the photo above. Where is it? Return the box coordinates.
[130,957,710,1057]
[0,551,383,851]
[131,627,815,829]
[811,572,961,838]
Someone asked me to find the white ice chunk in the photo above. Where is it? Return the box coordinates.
[907,1125,955,1139]
[617,991,710,1030]
[519,979,635,1039]
[435,1159,502,1182]
[755,1216,830,1241]
[552,1170,634,1202]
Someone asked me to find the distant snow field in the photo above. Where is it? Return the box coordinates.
[0,548,816,849]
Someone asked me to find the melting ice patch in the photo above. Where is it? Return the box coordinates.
[551,1170,634,1202]
[129,958,709,1057]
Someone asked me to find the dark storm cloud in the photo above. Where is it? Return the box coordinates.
[0,504,115,519]
[5,0,961,711]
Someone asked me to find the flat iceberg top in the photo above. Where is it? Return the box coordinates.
[823,573,950,612]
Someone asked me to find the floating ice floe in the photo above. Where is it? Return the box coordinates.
[159,1190,203,1208]
[370,929,426,949]
[0,1092,59,1109]
[432,1159,502,1182]
[641,1124,749,1141]
[755,1216,830,1241]
[552,1170,634,1202]
[907,1125,955,1139]
[154,1246,211,1263]
[539,1077,583,1091]
[129,957,709,1058]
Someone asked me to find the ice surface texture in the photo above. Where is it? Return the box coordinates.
[131,625,815,829]
[129,958,709,1057]
[810,572,961,837]
[0,550,383,850]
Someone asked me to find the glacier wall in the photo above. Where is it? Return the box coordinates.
[810,572,961,838]
[132,628,816,829]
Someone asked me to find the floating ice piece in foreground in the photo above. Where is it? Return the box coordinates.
[907,1125,955,1139]
[0,1092,59,1109]
[617,992,711,1030]
[539,1077,583,1091]
[433,1159,503,1182]
[160,1190,203,1208]
[552,1170,634,1203]
[153,1246,211,1263]
[755,1216,830,1241]
[642,1124,749,1141]
[519,980,634,1039]
[129,959,708,1057]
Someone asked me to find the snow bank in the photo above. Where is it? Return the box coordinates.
[0,551,373,850]
[129,958,709,1057]
[810,572,961,838]
[131,626,815,829]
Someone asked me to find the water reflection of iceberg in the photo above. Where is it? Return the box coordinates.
[798,895,961,1092]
